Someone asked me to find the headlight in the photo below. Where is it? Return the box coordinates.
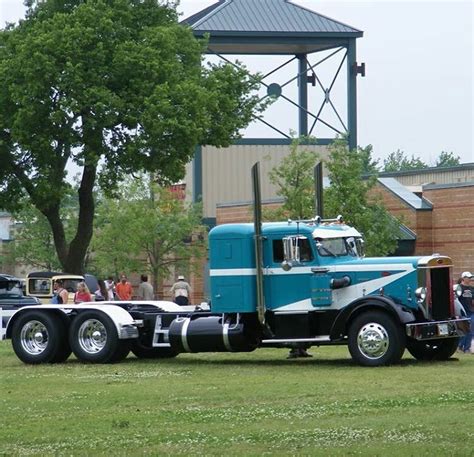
[415,287,427,302]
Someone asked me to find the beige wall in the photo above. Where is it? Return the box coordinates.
[187,143,329,218]
[382,166,474,187]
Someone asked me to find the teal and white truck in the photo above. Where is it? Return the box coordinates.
[5,165,470,366]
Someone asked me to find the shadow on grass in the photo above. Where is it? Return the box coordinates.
[104,354,463,368]
[60,347,463,368]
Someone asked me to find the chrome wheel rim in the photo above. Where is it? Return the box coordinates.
[20,320,49,355]
[357,322,389,360]
[77,319,107,354]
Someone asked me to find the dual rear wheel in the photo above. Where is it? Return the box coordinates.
[11,310,130,364]
[12,311,71,364]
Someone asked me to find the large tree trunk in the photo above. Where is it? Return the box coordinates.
[64,164,97,274]
[42,203,69,269]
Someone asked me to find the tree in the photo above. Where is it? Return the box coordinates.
[359,144,380,174]
[0,0,265,274]
[325,139,399,256]
[90,176,206,294]
[383,150,428,172]
[265,137,398,256]
[265,137,320,220]
[7,204,62,271]
[6,191,79,271]
[435,151,460,167]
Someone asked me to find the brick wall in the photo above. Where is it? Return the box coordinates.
[214,182,474,279]
[424,185,474,279]
[216,202,282,225]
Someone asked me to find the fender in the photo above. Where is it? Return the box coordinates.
[6,304,137,340]
[329,296,416,340]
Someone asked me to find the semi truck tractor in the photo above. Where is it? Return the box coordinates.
[5,164,470,366]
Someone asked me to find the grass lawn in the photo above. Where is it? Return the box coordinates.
[1,340,473,456]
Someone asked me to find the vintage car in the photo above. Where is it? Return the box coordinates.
[0,274,40,339]
[26,271,85,304]
[25,271,100,304]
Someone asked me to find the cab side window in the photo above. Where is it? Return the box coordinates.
[299,237,314,262]
[272,237,313,263]
[273,239,284,263]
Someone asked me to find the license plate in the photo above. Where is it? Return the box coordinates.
[438,323,449,336]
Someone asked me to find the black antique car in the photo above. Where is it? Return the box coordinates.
[0,274,40,339]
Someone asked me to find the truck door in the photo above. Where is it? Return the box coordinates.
[311,267,332,307]
[263,235,315,310]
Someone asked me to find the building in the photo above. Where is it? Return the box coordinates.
[215,164,474,281]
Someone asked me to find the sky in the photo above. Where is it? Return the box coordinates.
[0,0,473,166]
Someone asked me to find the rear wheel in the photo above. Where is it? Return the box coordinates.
[407,337,459,361]
[69,311,130,363]
[348,311,405,366]
[11,311,70,364]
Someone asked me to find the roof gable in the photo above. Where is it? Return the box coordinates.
[183,0,362,36]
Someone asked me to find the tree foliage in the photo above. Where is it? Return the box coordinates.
[266,137,399,256]
[324,139,399,256]
[0,0,265,273]
[6,192,79,271]
[265,137,320,220]
[435,151,461,167]
[359,144,380,174]
[382,149,428,172]
[90,176,206,294]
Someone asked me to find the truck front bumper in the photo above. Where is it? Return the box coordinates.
[406,318,470,341]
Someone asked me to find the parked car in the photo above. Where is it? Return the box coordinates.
[0,274,40,339]
[26,271,85,304]
[25,271,100,304]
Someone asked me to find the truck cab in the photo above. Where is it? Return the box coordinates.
[208,217,468,365]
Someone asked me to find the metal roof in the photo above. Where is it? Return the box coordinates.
[378,178,433,211]
[182,0,363,55]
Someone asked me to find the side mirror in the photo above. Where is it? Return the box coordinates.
[281,260,292,271]
[454,284,463,297]
[282,236,301,263]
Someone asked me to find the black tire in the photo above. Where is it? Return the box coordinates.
[11,311,70,364]
[348,311,405,366]
[69,311,130,363]
[407,337,459,361]
[131,340,178,359]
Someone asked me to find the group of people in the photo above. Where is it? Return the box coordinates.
[52,273,192,305]
[457,271,474,354]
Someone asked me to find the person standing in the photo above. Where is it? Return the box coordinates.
[104,276,116,300]
[458,271,473,353]
[137,274,154,300]
[116,274,133,301]
[74,281,92,303]
[94,279,108,301]
[52,280,69,304]
[170,275,192,306]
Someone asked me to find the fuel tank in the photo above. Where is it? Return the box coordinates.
[168,315,258,353]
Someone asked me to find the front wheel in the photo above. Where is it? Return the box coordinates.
[348,311,405,366]
[69,311,130,363]
[407,337,459,361]
[11,311,70,364]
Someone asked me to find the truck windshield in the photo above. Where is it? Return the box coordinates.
[316,238,347,257]
[316,237,363,257]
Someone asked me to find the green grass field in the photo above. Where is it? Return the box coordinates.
[1,340,473,456]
